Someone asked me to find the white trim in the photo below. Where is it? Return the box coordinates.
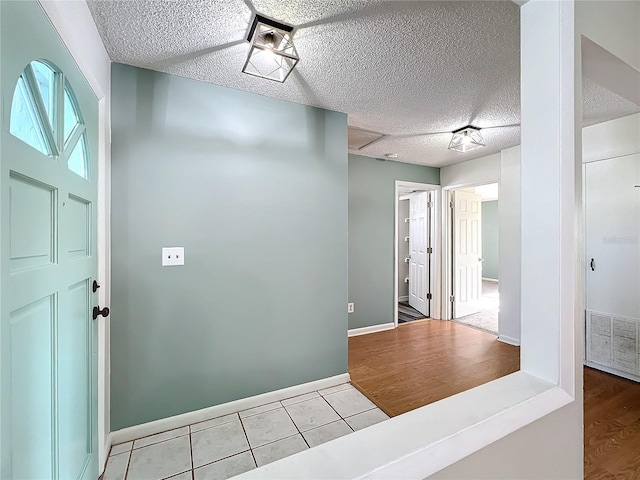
[394,181,442,328]
[585,362,640,383]
[482,277,499,283]
[348,323,395,337]
[111,373,350,445]
[498,335,521,346]
[398,295,409,302]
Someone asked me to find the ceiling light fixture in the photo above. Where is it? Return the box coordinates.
[448,125,486,152]
[242,14,299,83]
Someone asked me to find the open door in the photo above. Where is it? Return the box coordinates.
[1,2,100,478]
[409,192,430,316]
[452,190,482,318]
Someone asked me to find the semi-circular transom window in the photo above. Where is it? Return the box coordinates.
[10,60,88,179]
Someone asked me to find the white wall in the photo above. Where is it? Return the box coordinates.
[583,113,640,163]
[37,0,112,470]
[577,0,640,71]
[439,153,501,188]
[498,146,521,345]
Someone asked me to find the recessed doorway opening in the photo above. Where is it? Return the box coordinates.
[394,181,441,327]
[449,183,500,335]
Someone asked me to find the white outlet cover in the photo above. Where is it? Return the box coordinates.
[162,247,184,266]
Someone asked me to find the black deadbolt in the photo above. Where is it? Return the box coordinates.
[93,306,110,320]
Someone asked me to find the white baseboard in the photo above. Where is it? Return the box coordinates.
[110,373,350,445]
[348,323,395,337]
[498,335,521,346]
[482,277,499,283]
[584,361,640,383]
[399,295,409,302]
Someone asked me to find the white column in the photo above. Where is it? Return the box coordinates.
[520,0,581,393]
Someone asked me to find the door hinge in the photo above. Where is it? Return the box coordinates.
[450,295,455,302]
[449,201,454,209]
[427,293,432,300]
[427,247,433,254]
[427,201,433,208]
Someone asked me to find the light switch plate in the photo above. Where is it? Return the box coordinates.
[162,247,184,266]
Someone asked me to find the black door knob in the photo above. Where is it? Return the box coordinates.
[93,306,110,320]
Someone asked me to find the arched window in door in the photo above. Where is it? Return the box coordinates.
[9,60,89,179]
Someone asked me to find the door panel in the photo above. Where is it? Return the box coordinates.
[1,2,99,478]
[59,279,92,479]
[585,154,640,380]
[409,192,429,316]
[585,154,640,319]
[10,295,55,480]
[453,190,482,318]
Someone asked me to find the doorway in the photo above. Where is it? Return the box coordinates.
[394,181,441,326]
[449,184,500,335]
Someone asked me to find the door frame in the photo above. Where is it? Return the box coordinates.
[394,181,441,327]
[442,183,499,321]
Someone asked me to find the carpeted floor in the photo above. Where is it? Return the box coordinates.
[398,301,428,323]
[452,280,499,334]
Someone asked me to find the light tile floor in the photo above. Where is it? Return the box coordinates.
[103,383,388,480]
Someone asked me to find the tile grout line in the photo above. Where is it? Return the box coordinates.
[123,448,132,480]
[281,397,312,448]
[188,427,195,479]
[238,412,259,470]
[320,388,353,425]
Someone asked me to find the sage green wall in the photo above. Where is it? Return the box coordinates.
[482,200,499,280]
[110,64,348,430]
[348,154,440,330]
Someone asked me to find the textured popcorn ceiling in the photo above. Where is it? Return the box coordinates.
[88,0,639,167]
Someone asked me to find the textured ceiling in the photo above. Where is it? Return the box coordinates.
[87,0,639,167]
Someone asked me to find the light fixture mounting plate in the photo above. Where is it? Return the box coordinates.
[247,14,294,42]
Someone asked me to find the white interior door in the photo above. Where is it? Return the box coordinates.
[453,190,482,318]
[586,154,640,318]
[409,192,429,316]
[585,154,640,377]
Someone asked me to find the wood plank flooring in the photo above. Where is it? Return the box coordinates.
[584,366,640,479]
[348,319,520,417]
[349,320,640,478]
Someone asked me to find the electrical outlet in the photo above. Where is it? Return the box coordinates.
[347,303,354,313]
[162,247,185,266]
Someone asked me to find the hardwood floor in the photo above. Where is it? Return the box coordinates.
[584,367,640,479]
[348,319,520,417]
[349,320,640,478]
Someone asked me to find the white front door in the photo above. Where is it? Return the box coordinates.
[453,190,482,318]
[409,192,429,316]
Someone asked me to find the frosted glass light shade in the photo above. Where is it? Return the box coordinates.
[242,20,299,83]
[448,126,485,152]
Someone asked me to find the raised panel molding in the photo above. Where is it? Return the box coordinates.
[66,194,91,258]
[10,294,56,479]
[9,172,56,272]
